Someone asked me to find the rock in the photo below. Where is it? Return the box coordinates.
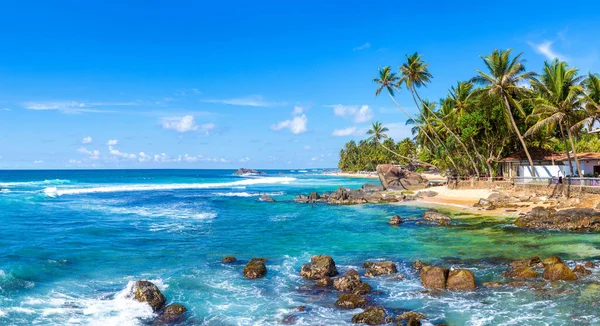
[233,168,265,175]
[510,256,543,268]
[327,187,368,205]
[297,306,306,312]
[333,269,361,292]
[221,256,237,263]
[514,207,600,231]
[542,256,563,267]
[502,267,539,279]
[388,215,402,226]
[477,198,490,206]
[391,274,404,281]
[396,311,426,321]
[362,183,384,192]
[446,269,476,291]
[376,164,428,191]
[244,258,267,279]
[412,260,425,271]
[294,195,310,203]
[352,282,371,295]
[315,277,333,287]
[416,190,438,198]
[309,192,320,201]
[483,281,505,288]
[573,265,592,275]
[363,262,398,277]
[282,315,298,324]
[132,281,166,312]
[584,261,595,268]
[300,255,338,280]
[335,293,367,309]
[407,318,421,326]
[259,194,274,202]
[351,306,388,325]
[420,266,449,289]
[422,209,452,226]
[542,263,578,281]
[158,304,186,324]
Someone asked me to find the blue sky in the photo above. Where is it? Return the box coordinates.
[1,0,599,169]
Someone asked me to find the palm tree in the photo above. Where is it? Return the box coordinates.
[399,53,480,174]
[582,73,600,127]
[526,59,585,177]
[471,49,537,177]
[366,121,415,163]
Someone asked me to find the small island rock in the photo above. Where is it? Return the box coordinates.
[300,255,338,280]
[244,258,267,279]
[132,280,166,312]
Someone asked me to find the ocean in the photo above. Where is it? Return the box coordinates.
[0,169,598,325]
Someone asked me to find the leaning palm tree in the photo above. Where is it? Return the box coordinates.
[582,73,600,127]
[399,53,480,174]
[471,49,537,176]
[526,59,585,177]
[366,121,416,164]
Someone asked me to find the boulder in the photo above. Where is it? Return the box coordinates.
[510,256,543,268]
[315,277,333,287]
[542,256,563,267]
[309,192,320,201]
[362,183,384,192]
[573,265,592,275]
[502,266,539,279]
[333,269,361,292]
[300,255,338,280]
[351,306,388,325]
[542,263,578,281]
[375,164,428,191]
[233,168,265,175]
[294,195,310,203]
[259,194,274,202]
[335,293,367,309]
[416,190,438,198]
[446,269,476,291]
[352,282,371,295]
[158,304,186,324]
[412,260,425,271]
[132,281,166,312]
[388,215,402,226]
[221,256,237,263]
[327,187,368,205]
[420,266,449,289]
[396,311,426,322]
[482,281,505,288]
[363,262,397,277]
[584,261,595,268]
[244,258,267,279]
[422,209,452,226]
[407,318,421,326]
[514,207,600,231]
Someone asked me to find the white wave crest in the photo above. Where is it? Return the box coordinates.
[212,191,285,197]
[0,179,71,187]
[43,177,296,196]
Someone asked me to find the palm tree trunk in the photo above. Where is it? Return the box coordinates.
[559,121,574,177]
[565,123,584,178]
[501,94,536,177]
[376,141,417,164]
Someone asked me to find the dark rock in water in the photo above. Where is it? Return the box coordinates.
[510,256,543,268]
[412,260,425,271]
[514,207,600,231]
[294,195,310,203]
[282,315,298,324]
[158,304,186,324]
[333,269,361,292]
[297,306,306,312]
[328,187,367,205]
[584,261,595,268]
[233,168,265,175]
[335,293,367,309]
[308,192,320,201]
[407,318,421,326]
[244,258,267,279]
[376,164,428,191]
[542,263,578,281]
[396,311,426,322]
[315,276,333,287]
[221,256,237,263]
[363,262,397,277]
[362,183,384,192]
[352,282,371,295]
[388,215,402,226]
[542,256,563,267]
[422,209,452,226]
[446,269,476,291]
[420,266,449,289]
[133,281,166,312]
[259,194,274,202]
[300,255,338,280]
[351,306,388,325]
[482,281,505,288]
[573,265,592,275]
[502,266,539,279]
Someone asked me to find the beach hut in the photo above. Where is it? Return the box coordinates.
[497,148,564,178]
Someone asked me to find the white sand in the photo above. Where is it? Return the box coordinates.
[415,186,493,206]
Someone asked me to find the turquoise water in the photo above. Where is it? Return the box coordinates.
[0,170,599,325]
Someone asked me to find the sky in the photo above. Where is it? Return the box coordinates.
[1,0,600,169]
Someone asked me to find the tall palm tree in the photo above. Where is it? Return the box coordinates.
[526,59,585,177]
[366,121,416,163]
[471,49,537,176]
[582,73,600,127]
[399,53,480,174]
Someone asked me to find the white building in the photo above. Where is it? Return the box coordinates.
[498,149,600,178]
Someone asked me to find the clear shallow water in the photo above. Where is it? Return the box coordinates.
[0,170,599,325]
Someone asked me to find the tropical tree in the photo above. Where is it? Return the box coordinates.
[471,49,537,176]
[366,121,416,163]
[582,73,600,127]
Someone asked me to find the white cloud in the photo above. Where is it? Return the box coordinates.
[328,104,373,123]
[529,41,567,61]
[199,123,216,135]
[108,145,136,160]
[33,160,43,164]
[303,145,311,150]
[138,152,151,162]
[23,101,134,114]
[1,108,10,111]
[161,115,198,133]
[271,114,308,134]
[292,106,304,115]
[78,147,100,159]
[68,159,82,164]
[353,42,371,51]
[332,127,358,137]
[81,136,92,144]
[203,95,284,107]
[107,139,118,146]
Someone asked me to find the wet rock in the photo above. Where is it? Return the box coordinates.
[542,256,563,267]
[510,256,543,268]
[133,281,166,312]
[294,195,310,203]
[396,311,426,321]
[542,263,578,281]
[412,260,425,271]
[259,194,274,202]
[584,261,595,268]
[376,164,428,191]
[234,168,265,175]
[420,266,449,290]
[244,258,267,279]
[422,209,451,226]
[388,215,403,226]
[362,183,384,192]
[352,282,371,295]
[502,266,539,279]
[297,306,306,312]
[327,187,368,205]
[315,277,333,287]
[446,269,476,291]
[300,255,338,280]
[309,192,320,201]
[351,306,388,325]
[333,269,361,292]
[573,265,592,275]
[335,293,367,309]
[363,262,398,277]
[282,315,298,324]
[391,274,404,281]
[483,281,505,288]
[158,304,186,324]
[407,319,421,326]
[221,256,237,263]
[514,207,600,231]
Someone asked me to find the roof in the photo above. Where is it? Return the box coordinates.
[498,148,562,162]
[557,152,600,161]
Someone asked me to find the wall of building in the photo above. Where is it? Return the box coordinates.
[517,165,561,178]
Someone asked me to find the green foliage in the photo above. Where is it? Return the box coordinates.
[338,138,417,172]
